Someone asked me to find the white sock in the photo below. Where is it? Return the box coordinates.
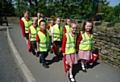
[70,75,73,78]
[69,75,75,81]
[82,65,85,70]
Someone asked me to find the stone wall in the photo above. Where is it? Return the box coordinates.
[7,17,120,69]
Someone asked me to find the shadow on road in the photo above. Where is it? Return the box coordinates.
[46,56,61,65]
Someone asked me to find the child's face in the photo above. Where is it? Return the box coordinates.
[40,22,46,30]
[37,13,41,18]
[33,19,37,26]
[70,24,77,34]
[66,19,71,25]
[50,20,54,24]
[85,22,92,32]
[56,18,61,25]
[24,12,29,18]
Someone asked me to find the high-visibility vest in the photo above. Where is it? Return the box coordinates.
[38,18,42,26]
[22,17,32,33]
[48,24,53,36]
[65,25,70,33]
[37,30,49,52]
[53,24,64,41]
[29,25,40,41]
[79,32,93,50]
[48,24,53,31]
[65,33,76,54]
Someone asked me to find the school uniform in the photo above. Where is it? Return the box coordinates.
[28,25,40,56]
[36,29,49,68]
[51,24,64,47]
[20,17,32,40]
[62,33,78,64]
[76,31,93,60]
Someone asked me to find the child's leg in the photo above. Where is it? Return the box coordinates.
[40,52,49,68]
[68,64,75,82]
[81,59,86,72]
[69,64,73,75]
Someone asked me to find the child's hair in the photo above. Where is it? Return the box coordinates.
[49,17,55,24]
[39,20,46,25]
[70,22,77,28]
[32,17,38,21]
[55,17,61,21]
[49,17,55,21]
[82,20,93,34]
[23,11,29,15]
[40,14,44,18]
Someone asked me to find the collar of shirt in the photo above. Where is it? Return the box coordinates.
[40,29,46,35]
[55,24,60,29]
[33,25,37,29]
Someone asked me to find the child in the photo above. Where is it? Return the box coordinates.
[37,13,41,26]
[20,11,32,44]
[36,20,50,68]
[63,18,71,34]
[47,17,55,36]
[51,17,64,59]
[47,17,55,53]
[28,17,40,57]
[76,20,93,72]
[62,22,78,82]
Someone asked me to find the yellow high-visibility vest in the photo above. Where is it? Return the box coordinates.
[22,17,32,33]
[79,31,93,50]
[65,25,70,33]
[37,30,49,52]
[65,33,76,54]
[53,24,64,41]
[29,25,40,41]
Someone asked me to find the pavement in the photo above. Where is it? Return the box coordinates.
[0,26,25,82]
[6,24,120,82]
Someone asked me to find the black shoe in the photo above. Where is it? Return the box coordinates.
[32,51,36,56]
[68,73,75,82]
[36,52,39,57]
[82,69,87,73]
[39,58,42,63]
[43,64,49,68]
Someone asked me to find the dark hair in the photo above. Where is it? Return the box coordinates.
[82,20,93,34]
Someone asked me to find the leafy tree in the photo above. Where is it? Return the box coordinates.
[0,0,15,16]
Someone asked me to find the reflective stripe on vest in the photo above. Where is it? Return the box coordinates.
[53,24,63,41]
[79,32,93,50]
[65,25,70,33]
[38,31,49,52]
[30,26,40,41]
[65,33,76,54]
[22,17,32,33]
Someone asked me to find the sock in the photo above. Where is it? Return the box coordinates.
[70,75,73,78]
[82,65,85,70]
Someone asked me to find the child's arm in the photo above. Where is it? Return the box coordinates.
[76,33,82,50]
[36,34,40,52]
[62,34,67,56]
[51,26,54,43]
[28,29,31,41]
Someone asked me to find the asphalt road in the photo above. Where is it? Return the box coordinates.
[8,24,120,82]
[0,26,25,82]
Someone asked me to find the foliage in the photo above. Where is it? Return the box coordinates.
[0,0,15,16]
[0,0,120,22]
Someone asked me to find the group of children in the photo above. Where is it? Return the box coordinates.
[20,11,94,82]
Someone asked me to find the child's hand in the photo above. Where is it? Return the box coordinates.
[63,53,65,56]
[37,48,39,52]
